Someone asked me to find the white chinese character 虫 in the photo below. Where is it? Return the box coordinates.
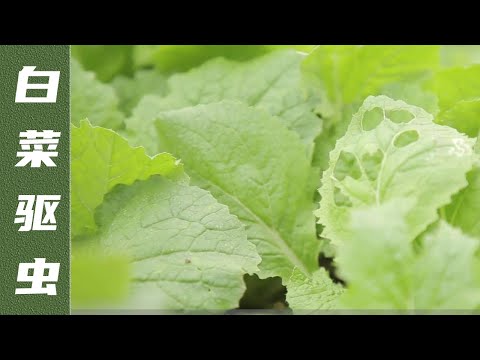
[15,66,60,103]
[15,195,61,232]
[15,130,61,168]
[15,258,60,295]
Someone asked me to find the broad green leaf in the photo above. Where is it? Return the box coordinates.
[72,45,134,82]
[303,45,440,169]
[126,50,321,158]
[72,251,130,309]
[94,176,261,310]
[112,69,167,116]
[432,65,480,137]
[313,81,440,171]
[286,268,343,312]
[441,45,480,67]
[71,120,186,239]
[311,74,439,173]
[71,59,124,129]
[415,222,480,310]
[336,200,414,310]
[337,200,480,311]
[317,96,476,245]
[133,45,316,73]
[445,165,480,239]
[155,101,320,280]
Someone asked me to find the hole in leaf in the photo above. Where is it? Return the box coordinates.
[334,151,362,181]
[240,275,287,310]
[318,253,345,285]
[386,109,414,124]
[334,186,352,207]
[361,149,384,181]
[394,130,419,148]
[361,107,384,131]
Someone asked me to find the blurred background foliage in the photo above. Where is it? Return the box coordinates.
[72,45,316,82]
[72,45,480,85]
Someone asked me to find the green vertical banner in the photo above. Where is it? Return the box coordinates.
[0,46,70,314]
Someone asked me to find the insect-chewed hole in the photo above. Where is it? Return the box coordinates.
[334,151,362,181]
[394,130,419,148]
[334,186,352,207]
[361,107,384,131]
[361,149,384,181]
[386,109,414,124]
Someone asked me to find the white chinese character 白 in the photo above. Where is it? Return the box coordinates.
[15,66,60,103]
[15,130,61,168]
[15,258,60,295]
[15,195,61,232]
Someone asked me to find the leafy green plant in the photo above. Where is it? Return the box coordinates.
[71,45,480,313]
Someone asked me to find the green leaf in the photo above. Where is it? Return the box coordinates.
[155,101,320,280]
[432,65,480,137]
[126,50,321,158]
[337,200,480,311]
[95,176,261,310]
[71,59,124,129]
[304,45,439,109]
[303,45,440,169]
[286,268,343,312]
[415,222,480,310]
[336,199,415,310]
[71,120,186,239]
[441,45,480,67]
[133,45,316,73]
[112,69,167,116]
[445,165,480,239]
[317,96,476,245]
[72,45,134,82]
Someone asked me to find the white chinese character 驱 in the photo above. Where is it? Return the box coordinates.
[16,130,61,168]
[15,258,60,295]
[15,66,60,103]
[15,195,61,232]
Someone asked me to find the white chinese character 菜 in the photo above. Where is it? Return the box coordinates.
[15,195,61,232]
[15,130,61,168]
[15,66,60,103]
[15,258,60,295]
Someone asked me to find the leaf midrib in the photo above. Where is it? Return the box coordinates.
[190,169,311,276]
